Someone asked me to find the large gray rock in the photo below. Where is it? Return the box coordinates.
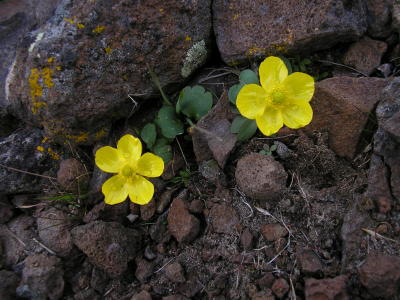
[0,127,59,194]
[6,0,212,144]
[366,0,393,39]
[71,221,142,277]
[213,0,367,65]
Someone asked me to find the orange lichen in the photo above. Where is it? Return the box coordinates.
[92,26,106,33]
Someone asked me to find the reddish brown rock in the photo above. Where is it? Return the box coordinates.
[240,228,254,250]
[305,275,349,300]
[83,201,130,223]
[37,207,74,257]
[256,273,275,289]
[71,221,142,277]
[366,0,393,38]
[135,258,155,282]
[0,198,13,224]
[235,154,287,201]
[343,37,387,75]
[140,199,156,221]
[17,254,64,300]
[297,248,323,275]
[359,253,400,298]
[306,77,388,158]
[261,224,288,242]
[131,290,153,300]
[213,0,366,65]
[188,199,204,214]
[57,158,89,193]
[162,295,189,300]
[164,262,186,283]
[209,203,240,234]
[156,189,175,213]
[271,278,289,299]
[168,197,200,243]
[0,270,19,300]
[6,0,212,144]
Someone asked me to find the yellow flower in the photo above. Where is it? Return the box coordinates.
[95,134,164,205]
[236,56,315,136]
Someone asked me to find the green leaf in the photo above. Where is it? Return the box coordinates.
[155,106,184,139]
[228,83,244,105]
[140,123,157,150]
[176,85,213,121]
[231,115,247,134]
[237,118,258,142]
[239,69,259,84]
[153,143,172,163]
[270,144,277,152]
[302,58,312,65]
[279,56,293,74]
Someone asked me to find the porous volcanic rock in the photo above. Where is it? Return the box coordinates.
[366,0,393,38]
[0,197,13,224]
[0,127,59,194]
[17,254,64,300]
[261,223,288,242]
[209,203,240,234]
[213,0,366,65]
[71,221,142,277]
[305,77,388,158]
[343,37,387,75]
[305,275,349,300]
[0,270,19,300]
[168,197,200,243]
[235,153,287,201]
[359,253,400,298]
[6,0,212,144]
[57,158,89,193]
[36,207,74,257]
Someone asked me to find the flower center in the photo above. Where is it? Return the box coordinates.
[121,165,135,177]
[271,89,285,104]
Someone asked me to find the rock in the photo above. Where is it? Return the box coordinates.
[0,197,13,224]
[296,248,323,275]
[57,158,89,193]
[235,153,287,201]
[305,77,388,158]
[6,0,212,144]
[192,91,234,164]
[342,37,387,75]
[0,270,19,300]
[177,273,202,298]
[144,245,157,261]
[207,119,237,168]
[168,197,200,243]
[135,258,155,282]
[240,228,254,250]
[131,290,153,300]
[304,275,349,300]
[156,189,175,213]
[0,215,39,267]
[213,0,366,65]
[163,295,189,300]
[188,199,204,214]
[83,201,129,223]
[71,221,142,277]
[271,278,289,299]
[165,262,186,283]
[140,199,156,221]
[340,205,373,271]
[393,4,400,34]
[261,224,288,242]
[209,203,240,234]
[74,289,100,300]
[37,207,74,257]
[161,152,185,180]
[359,253,400,298]
[17,254,64,300]
[90,267,108,294]
[366,155,393,213]
[274,141,293,160]
[256,273,275,289]
[0,128,59,194]
[199,159,226,186]
[0,0,62,109]
[149,213,170,243]
[366,0,393,38]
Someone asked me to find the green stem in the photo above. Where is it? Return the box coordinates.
[147,64,173,106]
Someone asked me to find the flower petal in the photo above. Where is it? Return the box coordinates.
[283,72,315,102]
[236,84,267,119]
[102,174,128,205]
[136,153,164,177]
[95,146,124,173]
[256,106,283,136]
[117,134,142,163]
[282,101,313,129]
[126,175,154,205]
[259,56,288,92]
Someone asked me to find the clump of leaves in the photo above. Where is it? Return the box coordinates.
[259,144,277,156]
[169,169,192,187]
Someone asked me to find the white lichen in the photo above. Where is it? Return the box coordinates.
[28,32,45,53]
[181,40,207,78]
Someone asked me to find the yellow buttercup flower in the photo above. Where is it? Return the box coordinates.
[236,56,315,136]
[95,134,164,205]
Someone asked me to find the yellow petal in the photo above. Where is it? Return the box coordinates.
[282,101,313,129]
[259,56,288,92]
[117,134,142,163]
[102,175,128,205]
[236,84,267,119]
[126,175,154,205]
[136,153,164,177]
[256,106,283,136]
[283,72,315,102]
[95,146,124,173]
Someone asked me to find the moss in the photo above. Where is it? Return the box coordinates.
[181,40,207,78]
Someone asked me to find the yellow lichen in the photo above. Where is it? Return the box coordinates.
[77,23,85,29]
[95,129,107,140]
[41,137,49,143]
[92,26,106,33]
[47,147,61,160]
[66,132,89,143]
[56,66,62,71]
[29,68,42,100]
[105,47,112,55]
[233,14,240,20]
[36,145,44,152]
[42,67,54,88]
[47,57,55,63]
[159,8,164,13]
[64,17,75,24]
[185,35,192,41]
